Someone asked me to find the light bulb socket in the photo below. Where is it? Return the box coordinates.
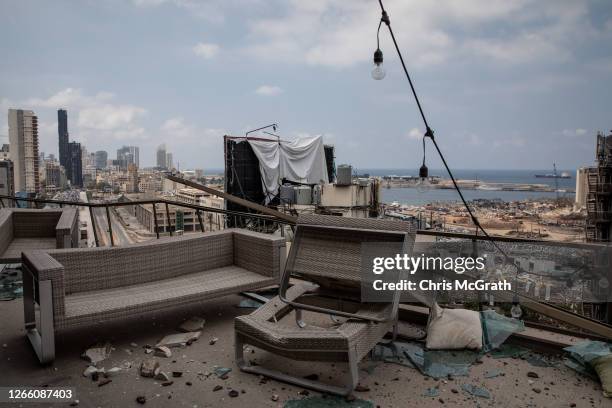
[373,48,383,65]
[419,164,428,178]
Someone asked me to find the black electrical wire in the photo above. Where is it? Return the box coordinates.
[376,0,526,292]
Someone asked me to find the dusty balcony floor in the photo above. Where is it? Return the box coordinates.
[0,295,606,408]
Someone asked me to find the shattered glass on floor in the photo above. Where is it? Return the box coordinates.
[0,264,22,301]
[284,395,373,408]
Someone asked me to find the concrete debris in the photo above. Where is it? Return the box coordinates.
[209,337,218,345]
[136,396,146,404]
[213,385,223,392]
[130,342,139,348]
[154,346,172,358]
[228,389,239,398]
[178,316,206,332]
[140,359,160,378]
[155,371,170,382]
[527,371,539,378]
[271,394,279,401]
[83,366,103,378]
[161,381,173,387]
[172,371,183,378]
[81,342,112,366]
[156,332,201,348]
[105,367,122,377]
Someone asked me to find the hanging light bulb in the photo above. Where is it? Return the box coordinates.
[417,164,430,193]
[371,48,386,80]
[510,303,523,319]
[417,135,429,193]
[510,292,522,318]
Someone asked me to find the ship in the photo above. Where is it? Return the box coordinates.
[534,163,571,178]
[535,172,571,179]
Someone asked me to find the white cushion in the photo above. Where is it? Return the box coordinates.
[426,304,483,350]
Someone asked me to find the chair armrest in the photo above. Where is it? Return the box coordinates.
[233,229,286,278]
[0,210,13,256]
[56,208,79,248]
[22,251,66,319]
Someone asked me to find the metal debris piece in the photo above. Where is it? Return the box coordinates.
[140,359,160,378]
[461,384,491,399]
[178,317,206,332]
[156,332,201,348]
[81,342,112,366]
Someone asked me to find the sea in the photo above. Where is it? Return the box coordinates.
[358,169,577,206]
[206,168,577,206]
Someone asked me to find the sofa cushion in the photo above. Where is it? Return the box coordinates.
[62,266,275,327]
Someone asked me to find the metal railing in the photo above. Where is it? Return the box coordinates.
[0,194,292,247]
[2,193,612,337]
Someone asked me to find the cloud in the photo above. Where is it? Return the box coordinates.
[3,88,148,152]
[77,105,146,131]
[562,128,588,137]
[193,42,219,59]
[243,0,597,69]
[255,85,283,96]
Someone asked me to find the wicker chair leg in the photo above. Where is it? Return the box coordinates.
[25,279,55,364]
[235,333,358,396]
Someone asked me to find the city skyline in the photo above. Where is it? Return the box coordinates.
[1,1,612,170]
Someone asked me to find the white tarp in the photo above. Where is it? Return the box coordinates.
[248,135,329,203]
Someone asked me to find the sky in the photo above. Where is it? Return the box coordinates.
[1,0,611,171]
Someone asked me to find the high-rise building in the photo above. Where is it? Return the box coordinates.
[0,160,15,206]
[67,142,83,187]
[0,144,9,161]
[8,109,40,194]
[117,145,139,170]
[95,150,108,169]
[166,152,173,170]
[586,131,612,242]
[44,161,61,191]
[58,109,69,169]
[156,144,167,169]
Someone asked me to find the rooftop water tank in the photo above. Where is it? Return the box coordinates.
[280,184,295,204]
[295,186,312,205]
[336,164,352,186]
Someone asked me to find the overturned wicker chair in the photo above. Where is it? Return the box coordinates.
[234,214,416,396]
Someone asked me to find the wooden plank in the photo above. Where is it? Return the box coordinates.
[165,174,297,224]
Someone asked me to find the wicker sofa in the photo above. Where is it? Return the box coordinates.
[22,229,286,363]
[0,208,80,263]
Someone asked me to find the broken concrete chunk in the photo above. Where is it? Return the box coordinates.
[156,332,201,348]
[98,378,112,387]
[81,342,112,366]
[178,317,206,332]
[209,337,218,345]
[105,367,122,377]
[154,346,172,358]
[140,359,160,378]
[155,371,170,382]
[83,366,104,378]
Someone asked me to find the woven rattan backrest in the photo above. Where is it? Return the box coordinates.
[289,214,415,291]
